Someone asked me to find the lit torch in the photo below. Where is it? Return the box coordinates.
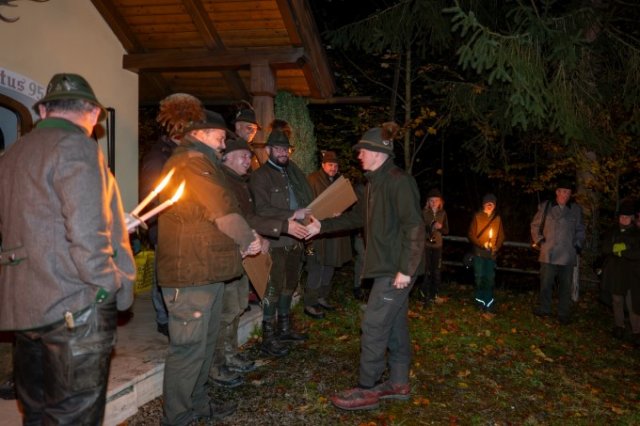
[137,181,185,224]
[130,168,175,217]
[488,228,494,249]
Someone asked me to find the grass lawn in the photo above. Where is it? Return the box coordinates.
[128,266,640,425]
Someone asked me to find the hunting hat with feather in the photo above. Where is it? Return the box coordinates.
[353,122,400,157]
[157,93,205,138]
[232,100,261,129]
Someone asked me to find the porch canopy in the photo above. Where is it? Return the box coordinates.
[90,0,335,141]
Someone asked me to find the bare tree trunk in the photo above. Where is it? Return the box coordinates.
[404,47,412,173]
[389,53,401,121]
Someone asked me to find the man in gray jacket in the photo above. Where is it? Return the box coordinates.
[0,73,136,424]
[531,179,585,324]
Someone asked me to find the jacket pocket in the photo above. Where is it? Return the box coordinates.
[0,245,28,266]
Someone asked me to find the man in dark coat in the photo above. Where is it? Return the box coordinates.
[157,110,264,426]
[303,151,352,319]
[0,73,136,424]
[249,126,314,348]
[308,122,425,411]
[140,93,204,338]
[601,201,640,346]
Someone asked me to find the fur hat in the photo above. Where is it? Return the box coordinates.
[157,93,204,138]
[352,122,399,157]
[321,150,338,164]
[482,193,497,205]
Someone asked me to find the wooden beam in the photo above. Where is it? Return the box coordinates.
[123,48,306,72]
[90,0,143,52]
[275,0,302,46]
[180,0,250,100]
[285,0,335,98]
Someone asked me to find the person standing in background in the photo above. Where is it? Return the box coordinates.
[531,179,585,325]
[600,200,640,347]
[304,151,352,319]
[468,193,504,313]
[420,188,449,306]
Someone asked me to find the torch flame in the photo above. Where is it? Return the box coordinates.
[155,168,175,195]
[171,181,186,203]
[489,228,493,239]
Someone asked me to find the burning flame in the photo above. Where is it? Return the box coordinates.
[171,181,186,203]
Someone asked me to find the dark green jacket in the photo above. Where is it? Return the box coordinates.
[249,159,314,248]
[321,158,425,278]
[601,225,640,313]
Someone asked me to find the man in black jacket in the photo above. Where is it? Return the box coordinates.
[309,123,425,411]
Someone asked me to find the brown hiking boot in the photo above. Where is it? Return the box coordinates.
[370,380,411,400]
[330,387,379,411]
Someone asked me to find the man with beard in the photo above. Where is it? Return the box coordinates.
[250,125,314,353]
[307,122,425,411]
[157,110,263,425]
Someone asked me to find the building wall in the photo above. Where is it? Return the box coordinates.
[0,0,139,208]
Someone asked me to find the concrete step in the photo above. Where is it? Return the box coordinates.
[0,291,265,425]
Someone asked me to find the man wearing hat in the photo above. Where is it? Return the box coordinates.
[309,122,425,411]
[141,93,205,339]
[249,123,315,349]
[420,188,449,305]
[303,151,352,319]
[157,110,264,425]
[530,178,585,324]
[0,73,136,424]
[208,134,309,385]
[468,193,505,312]
[231,104,265,169]
[601,200,640,347]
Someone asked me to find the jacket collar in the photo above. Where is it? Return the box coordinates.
[365,157,394,183]
[36,117,86,135]
[180,134,221,165]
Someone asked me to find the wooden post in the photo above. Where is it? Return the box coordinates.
[250,60,276,166]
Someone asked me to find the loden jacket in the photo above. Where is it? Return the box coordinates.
[321,158,425,279]
[0,118,135,331]
[468,211,505,260]
[530,200,585,266]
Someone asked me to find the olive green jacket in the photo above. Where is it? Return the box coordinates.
[321,158,425,278]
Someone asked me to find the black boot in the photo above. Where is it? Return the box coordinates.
[277,314,308,342]
[261,320,289,357]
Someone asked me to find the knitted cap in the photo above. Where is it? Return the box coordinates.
[482,193,497,205]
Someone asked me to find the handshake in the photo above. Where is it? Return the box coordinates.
[612,242,627,257]
[286,208,322,240]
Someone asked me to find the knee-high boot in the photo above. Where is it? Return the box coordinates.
[277,313,308,342]
[260,320,289,357]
